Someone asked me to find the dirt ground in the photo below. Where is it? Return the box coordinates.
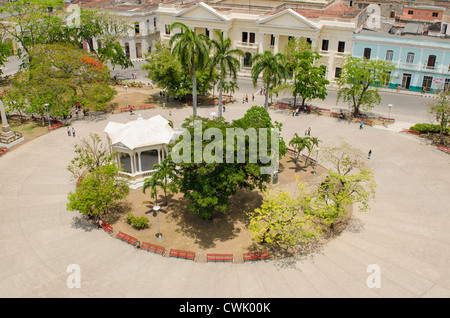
[103,154,351,262]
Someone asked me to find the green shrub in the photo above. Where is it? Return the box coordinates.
[409,123,450,135]
[126,213,150,230]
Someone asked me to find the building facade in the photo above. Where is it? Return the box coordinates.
[353,29,450,93]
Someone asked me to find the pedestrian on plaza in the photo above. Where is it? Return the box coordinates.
[308,127,311,136]
[368,149,372,159]
[163,102,166,109]
[169,107,172,116]
[72,127,75,137]
[360,121,364,130]
[305,130,308,136]
[252,94,254,101]
[245,94,248,103]
[67,127,71,137]
[223,105,226,113]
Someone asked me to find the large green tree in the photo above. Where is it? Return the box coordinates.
[169,22,210,116]
[169,106,286,220]
[251,51,288,109]
[9,43,116,118]
[336,56,395,116]
[209,30,244,117]
[292,51,329,108]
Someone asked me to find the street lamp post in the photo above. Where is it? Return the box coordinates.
[388,104,393,119]
[313,147,319,176]
[44,103,50,128]
[124,85,129,107]
[153,205,162,241]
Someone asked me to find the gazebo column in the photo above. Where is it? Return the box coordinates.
[157,147,161,164]
[130,152,135,175]
[138,151,142,173]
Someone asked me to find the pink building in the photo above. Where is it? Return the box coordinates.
[399,5,445,22]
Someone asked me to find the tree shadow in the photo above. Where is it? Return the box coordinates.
[166,188,263,249]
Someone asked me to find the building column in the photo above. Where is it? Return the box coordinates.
[157,147,161,164]
[273,35,279,54]
[259,33,265,53]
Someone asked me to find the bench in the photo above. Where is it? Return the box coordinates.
[99,220,113,235]
[169,249,196,261]
[207,253,234,263]
[120,107,131,112]
[140,241,166,256]
[48,123,63,131]
[116,231,139,247]
[139,104,155,110]
[287,148,298,155]
[437,145,450,154]
[317,108,330,112]
[243,251,270,262]
[379,116,395,123]
[0,147,8,156]
[401,129,420,135]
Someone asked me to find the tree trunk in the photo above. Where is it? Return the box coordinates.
[218,76,223,117]
[264,80,270,109]
[192,63,197,116]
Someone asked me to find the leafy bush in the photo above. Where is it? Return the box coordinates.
[126,213,150,230]
[409,123,450,135]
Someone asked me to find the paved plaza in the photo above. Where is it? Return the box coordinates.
[1,84,450,298]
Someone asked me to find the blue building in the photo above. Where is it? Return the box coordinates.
[353,29,450,94]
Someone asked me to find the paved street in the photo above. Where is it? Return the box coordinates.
[1,73,450,299]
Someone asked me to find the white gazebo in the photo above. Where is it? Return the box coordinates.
[104,114,178,182]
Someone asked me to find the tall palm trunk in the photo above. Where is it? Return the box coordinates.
[218,76,223,117]
[264,80,270,109]
[192,61,197,116]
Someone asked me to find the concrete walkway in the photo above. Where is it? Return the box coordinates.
[1,96,450,298]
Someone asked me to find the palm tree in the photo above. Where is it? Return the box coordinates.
[251,51,288,109]
[223,80,239,102]
[209,30,244,117]
[169,22,210,116]
[305,137,321,166]
[143,175,164,206]
[288,133,309,163]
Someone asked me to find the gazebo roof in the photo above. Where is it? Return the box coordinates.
[104,114,176,150]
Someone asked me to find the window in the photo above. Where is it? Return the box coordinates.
[363,48,371,59]
[408,10,414,15]
[335,67,342,78]
[385,50,394,61]
[338,41,345,53]
[135,22,140,35]
[165,24,170,35]
[406,52,415,64]
[154,17,157,28]
[270,34,275,46]
[205,28,210,37]
[242,32,248,43]
[432,12,439,17]
[444,78,450,92]
[322,39,329,51]
[249,32,256,44]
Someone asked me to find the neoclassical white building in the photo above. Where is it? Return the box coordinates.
[79,0,369,83]
[104,114,177,182]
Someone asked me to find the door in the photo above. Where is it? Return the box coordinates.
[427,55,436,69]
[422,76,433,92]
[402,73,411,89]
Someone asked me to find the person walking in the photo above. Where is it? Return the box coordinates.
[67,127,71,137]
[360,121,364,130]
[308,127,311,136]
[252,94,254,101]
[368,149,372,159]
[72,127,75,138]
[169,107,172,116]
[245,94,248,103]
